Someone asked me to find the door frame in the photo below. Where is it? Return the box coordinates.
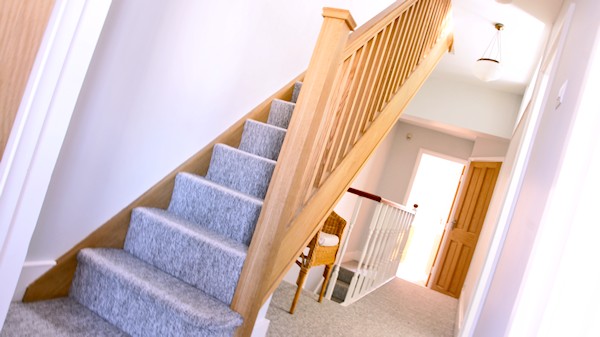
[0,0,112,327]
[400,148,467,284]
[402,148,468,206]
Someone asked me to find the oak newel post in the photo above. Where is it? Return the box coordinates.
[231,8,356,337]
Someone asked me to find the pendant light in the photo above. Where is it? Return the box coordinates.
[474,23,504,82]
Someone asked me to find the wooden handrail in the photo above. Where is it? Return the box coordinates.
[307,0,452,193]
[347,187,418,212]
[347,187,381,203]
[343,0,417,57]
[233,1,452,335]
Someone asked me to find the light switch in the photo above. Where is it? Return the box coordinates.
[556,80,568,109]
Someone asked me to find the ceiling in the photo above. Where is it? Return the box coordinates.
[432,0,564,94]
[398,0,564,141]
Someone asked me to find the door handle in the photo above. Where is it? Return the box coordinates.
[449,220,457,230]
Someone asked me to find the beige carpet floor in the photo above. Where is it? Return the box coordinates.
[266,277,457,337]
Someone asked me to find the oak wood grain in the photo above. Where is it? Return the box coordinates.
[0,0,55,159]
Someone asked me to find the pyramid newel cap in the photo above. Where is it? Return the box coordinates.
[322,8,357,31]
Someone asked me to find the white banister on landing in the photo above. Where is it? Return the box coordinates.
[326,188,417,305]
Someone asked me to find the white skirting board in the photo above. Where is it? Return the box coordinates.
[251,294,272,337]
[12,260,56,301]
[456,293,465,336]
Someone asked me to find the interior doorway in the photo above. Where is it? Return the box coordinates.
[428,161,502,297]
[396,151,465,286]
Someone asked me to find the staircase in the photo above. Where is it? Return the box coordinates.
[331,266,355,303]
[1,86,302,336]
[7,1,454,336]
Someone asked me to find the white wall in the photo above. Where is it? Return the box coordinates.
[507,21,600,337]
[17,0,396,295]
[471,137,509,158]
[469,1,600,336]
[377,121,474,205]
[334,128,396,256]
[403,77,522,139]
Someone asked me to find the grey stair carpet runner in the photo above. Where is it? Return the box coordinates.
[331,266,355,303]
[0,84,302,337]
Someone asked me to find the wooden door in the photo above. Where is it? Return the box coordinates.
[428,161,501,298]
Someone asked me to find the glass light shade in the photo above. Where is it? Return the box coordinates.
[474,58,502,82]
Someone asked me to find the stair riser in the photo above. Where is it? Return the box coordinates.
[71,257,236,337]
[238,120,286,161]
[332,280,349,302]
[169,173,263,245]
[267,99,295,129]
[0,298,129,337]
[338,267,354,284]
[291,82,302,103]
[124,208,247,305]
[207,144,275,200]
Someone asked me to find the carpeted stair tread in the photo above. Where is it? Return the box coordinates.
[168,172,263,246]
[0,298,129,337]
[238,120,286,161]
[291,82,303,103]
[267,99,295,129]
[338,266,355,284]
[332,279,350,303]
[124,207,247,305]
[70,248,242,337]
[206,144,275,199]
